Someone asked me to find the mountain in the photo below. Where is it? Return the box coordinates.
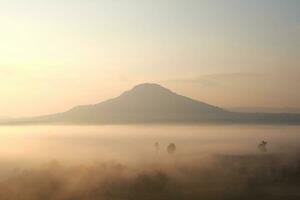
[2,83,300,125]
[26,83,228,124]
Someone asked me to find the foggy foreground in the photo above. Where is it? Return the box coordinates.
[1,125,300,200]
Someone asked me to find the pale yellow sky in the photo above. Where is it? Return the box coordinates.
[0,0,299,117]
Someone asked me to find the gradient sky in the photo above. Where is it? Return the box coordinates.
[0,0,299,117]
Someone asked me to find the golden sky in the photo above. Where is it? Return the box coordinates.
[0,0,299,117]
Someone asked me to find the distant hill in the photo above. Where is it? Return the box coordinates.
[228,107,300,114]
[2,83,300,125]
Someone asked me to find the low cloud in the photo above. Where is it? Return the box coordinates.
[164,73,265,87]
[201,72,265,79]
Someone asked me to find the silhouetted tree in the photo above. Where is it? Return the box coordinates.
[167,143,176,155]
[154,142,160,154]
[258,141,267,153]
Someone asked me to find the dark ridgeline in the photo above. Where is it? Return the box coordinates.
[2,83,300,125]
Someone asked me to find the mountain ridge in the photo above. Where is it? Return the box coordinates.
[2,83,300,125]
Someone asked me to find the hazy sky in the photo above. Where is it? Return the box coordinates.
[0,0,299,117]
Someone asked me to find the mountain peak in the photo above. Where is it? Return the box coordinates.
[121,83,175,97]
[132,83,170,91]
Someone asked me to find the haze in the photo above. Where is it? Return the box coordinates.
[0,0,299,117]
[1,125,300,164]
[0,125,300,200]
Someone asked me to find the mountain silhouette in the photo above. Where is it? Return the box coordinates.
[38,83,227,124]
[2,83,300,125]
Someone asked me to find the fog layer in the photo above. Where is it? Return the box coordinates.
[0,125,300,199]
